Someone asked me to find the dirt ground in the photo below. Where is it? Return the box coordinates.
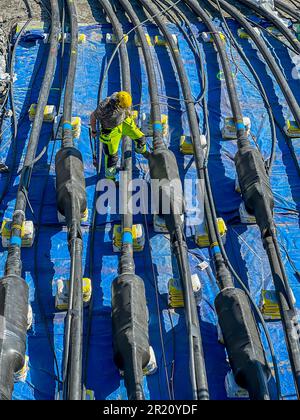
[0,0,299,25]
[0,0,299,81]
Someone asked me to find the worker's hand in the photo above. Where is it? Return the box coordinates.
[93,157,98,168]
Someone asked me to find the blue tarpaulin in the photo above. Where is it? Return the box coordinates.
[0,18,299,400]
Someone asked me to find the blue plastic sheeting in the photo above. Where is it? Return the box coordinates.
[0,18,300,400]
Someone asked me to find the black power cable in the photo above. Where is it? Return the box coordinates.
[209,0,300,155]
[120,0,209,401]
[185,1,270,399]
[97,0,151,401]
[55,0,86,401]
[275,0,300,22]
[211,2,278,172]
[182,2,280,397]
[208,0,300,399]
[33,0,69,397]
[238,0,300,54]
[153,0,211,154]
[0,0,60,400]
[137,0,213,401]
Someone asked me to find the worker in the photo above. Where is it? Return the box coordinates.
[90,91,146,181]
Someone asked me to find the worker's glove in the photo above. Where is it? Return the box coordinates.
[93,157,98,168]
[135,136,147,154]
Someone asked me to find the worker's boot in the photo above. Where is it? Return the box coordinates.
[105,153,118,185]
[135,137,147,154]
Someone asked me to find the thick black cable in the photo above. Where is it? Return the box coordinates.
[238,0,300,54]
[138,0,211,401]
[117,0,174,399]
[153,0,211,155]
[0,0,60,400]
[275,0,300,22]
[98,0,150,401]
[240,16,299,55]
[180,0,278,400]
[4,0,60,278]
[209,0,300,152]
[58,0,85,401]
[33,2,68,396]
[207,0,300,398]
[213,0,277,172]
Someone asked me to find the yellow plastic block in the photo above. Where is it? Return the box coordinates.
[55,278,92,310]
[78,33,86,44]
[202,32,226,43]
[238,28,250,39]
[141,113,169,137]
[84,389,95,400]
[222,117,251,140]
[219,33,226,43]
[260,290,281,321]
[82,278,92,304]
[180,135,194,155]
[154,34,178,46]
[1,220,35,248]
[285,120,300,138]
[195,218,227,248]
[29,104,56,122]
[168,274,201,308]
[57,116,82,140]
[134,34,152,46]
[180,135,207,155]
[113,224,145,252]
[106,33,128,44]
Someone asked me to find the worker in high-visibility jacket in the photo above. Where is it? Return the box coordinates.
[90,91,146,181]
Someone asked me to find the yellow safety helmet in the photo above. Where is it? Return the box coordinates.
[117,91,132,109]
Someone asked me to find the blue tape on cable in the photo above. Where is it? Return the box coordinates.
[63,123,72,130]
[153,123,163,131]
[211,245,221,256]
[4,20,300,401]
[10,236,22,246]
[122,231,133,244]
[236,122,245,131]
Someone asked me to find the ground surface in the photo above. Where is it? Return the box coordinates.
[0,0,299,25]
[0,0,298,97]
